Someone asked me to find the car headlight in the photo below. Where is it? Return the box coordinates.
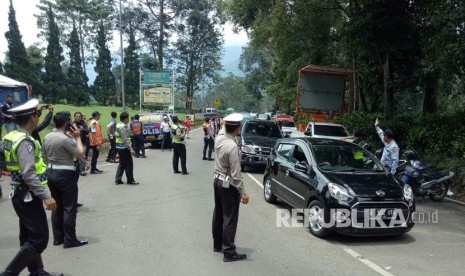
[328,183,352,202]
[403,184,413,201]
[241,145,256,154]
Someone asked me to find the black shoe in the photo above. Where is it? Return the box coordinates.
[90,170,102,174]
[141,155,146,158]
[174,171,181,174]
[127,181,139,185]
[223,253,247,262]
[182,172,189,175]
[95,169,103,173]
[115,180,124,185]
[53,241,63,246]
[208,158,215,161]
[77,203,83,208]
[202,157,208,160]
[63,240,88,249]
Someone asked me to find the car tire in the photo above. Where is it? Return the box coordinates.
[307,200,331,238]
[263,175,277,203]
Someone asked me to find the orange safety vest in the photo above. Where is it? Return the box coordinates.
[131,121,142,135]
[88,120,103,146]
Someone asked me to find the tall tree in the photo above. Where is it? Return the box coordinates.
[136,0,187,69]
[26,45,44,97]
[67,22,89,106]
[93,21,116,105]
[4,0,34,84]
[124,23,140,108]
[174,0,223,110]
[43,5,66,103]
[0,62,3,74]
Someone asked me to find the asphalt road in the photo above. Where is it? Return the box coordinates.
[1,128,464,276]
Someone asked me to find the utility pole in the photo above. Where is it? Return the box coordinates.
[119,0,125,111]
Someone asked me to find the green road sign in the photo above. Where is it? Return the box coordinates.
[143,71,171,86]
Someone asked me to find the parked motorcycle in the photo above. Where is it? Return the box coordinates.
[396,150,454,201]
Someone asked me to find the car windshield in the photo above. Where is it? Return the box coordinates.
[314,125,349,137]
[243,122,282,138]
[282,121,295,127]
[312,144,385,172]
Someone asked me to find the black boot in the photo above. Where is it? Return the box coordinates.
[2,246,39,276]
[27,255,63,276]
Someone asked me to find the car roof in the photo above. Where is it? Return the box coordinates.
[278,137,353,146]
[245,119,277,124]
[308,122,345,127]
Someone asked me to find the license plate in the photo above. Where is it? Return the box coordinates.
[377,208,395,218]
[146,135,155,139]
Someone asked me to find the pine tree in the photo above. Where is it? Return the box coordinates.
[4,0,33,83]
[124,23,140,108]
[67,21,89,106]
[43,5,66,103]
[0,62,3,74]
[93,21,116,105]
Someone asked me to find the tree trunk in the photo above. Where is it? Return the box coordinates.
[383,52,393,119]
[422,73,437,113]
[158,0,164,70]
[78,16,86,75]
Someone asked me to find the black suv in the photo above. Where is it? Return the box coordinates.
[264,137,415,238]
[240,120,283,172]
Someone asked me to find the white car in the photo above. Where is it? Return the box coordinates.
[291,122,353,142]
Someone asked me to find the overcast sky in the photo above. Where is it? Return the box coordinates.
[0,0,248,62]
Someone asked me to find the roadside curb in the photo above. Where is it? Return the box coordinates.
[444,197,465,207]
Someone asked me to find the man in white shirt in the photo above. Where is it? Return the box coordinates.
[160,115,172,151]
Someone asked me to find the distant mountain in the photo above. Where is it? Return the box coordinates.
[86,45,245,85]
[221,45,244,77]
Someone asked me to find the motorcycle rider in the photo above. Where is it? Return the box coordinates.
[374,118,399,174]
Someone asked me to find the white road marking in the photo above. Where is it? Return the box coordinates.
[246,173,264,188]
[246,172,395,276]
[343,248,394,276]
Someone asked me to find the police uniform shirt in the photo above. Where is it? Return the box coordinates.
[107,118,116,138]
[214,132,245,195]
[43,129,80,166]
[16,127,51,200]
[376,126,400,174]
[117,123,132,149]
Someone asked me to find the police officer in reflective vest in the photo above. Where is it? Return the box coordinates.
[114,112,139,185]
[1,99,62,276]
[130,114,145,158]
[212,113,250,262]
[88,111,103,174]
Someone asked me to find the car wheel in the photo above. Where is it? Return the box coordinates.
[307,200,331,238]
[263,176,277,203]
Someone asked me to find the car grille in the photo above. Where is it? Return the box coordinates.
[253,146,272,156]
[350,201,410,229]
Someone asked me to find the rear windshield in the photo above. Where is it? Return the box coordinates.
[281,121,295,127]
[243,122,282,138]
[314,125,349,137]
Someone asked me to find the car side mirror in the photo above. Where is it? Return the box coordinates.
[295,162,308,173]
[284,134,290,138]
[304,130,312,136]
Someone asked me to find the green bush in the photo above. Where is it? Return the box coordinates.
[340,111,465,194]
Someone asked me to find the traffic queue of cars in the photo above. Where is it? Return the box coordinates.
[236,112,415,238]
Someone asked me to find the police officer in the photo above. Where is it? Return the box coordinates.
[171,116,188,175]
[212,113,249,262]
[1,99,62,276]
[130,114,145,158]
[106,111,118,162]
[375,118,399,174]
[43,112,88,249]
[115,112,139,185]
[202,117,214,161]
